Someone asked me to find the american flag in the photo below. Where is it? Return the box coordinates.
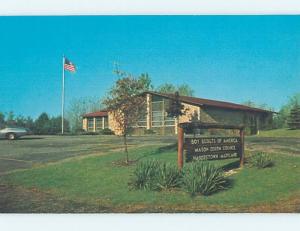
[64,58,76,72]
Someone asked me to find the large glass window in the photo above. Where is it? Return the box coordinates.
[151,98,175,127]
[104,117,109,128]
[95,118,102,130]
[87,118,94,131]
[136,105,147,127]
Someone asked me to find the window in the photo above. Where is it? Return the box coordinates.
[95,117,102,130]
[151,99,175,127]
[136,105,147,128]
[152,101,164,127]
[88,118,94,131]
[104,117,109,128]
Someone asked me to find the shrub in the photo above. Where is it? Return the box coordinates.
[249,152,273,169]
[129,159,160,190]
[101,128,114,135]
[82,131,100,135]
[182,161,227,196]
[144,129,156,135]
[155,162,181,190]
[129,160,181,191]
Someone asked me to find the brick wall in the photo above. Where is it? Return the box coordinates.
[82,118,87,131]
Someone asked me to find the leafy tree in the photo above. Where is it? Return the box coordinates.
[66,97,102,132]
[103,71,148,164]
[138,73,153,90]
[6,111,15,127]
[0,112,5,129]
[274,93,300,128]
[21,116,35,132]
[15,115,26,127]
[156,83,177,94]
[288,103,300,129]
[156,83,194,96]
[34,112,50,134]
[49,116,70,134]
[289,93,300,105]
[166,91,185,118]
[177,84,195,97]
[166,91,186,133]
[34,113,70,134]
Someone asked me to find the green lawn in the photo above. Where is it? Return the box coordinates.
[0,135,176,174]
[258,128,300,138]
[0,135,299,213]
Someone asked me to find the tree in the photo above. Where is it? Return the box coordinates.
[66,97,102,132]
[166,91,186,134]
[0,112,5,129]
[288,103,300,129]
[49,116,70,134]
[103,72,148,164]
[156,83,177,94]
[166,91,185,118]
[156,83,194,96]
[138,73,153,91]
[177,84,195,97]
[23,117,35,131]
[34,113,50,134]
[274,93,300,128]
[6,111,15,127]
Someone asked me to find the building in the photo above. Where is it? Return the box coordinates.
[82,91,273,135]
[82,110,109,132]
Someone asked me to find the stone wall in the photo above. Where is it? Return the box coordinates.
[179,103,200,123]
[108,111,124,136]
[82,118,87,131]
[200,107,262,134]
[200,107,246,125]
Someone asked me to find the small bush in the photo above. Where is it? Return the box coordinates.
[129,159,160,190]
[101,128,114,135]
[144,129,156,135]
[249,152,273,169]
[81,131,100,135]
[155,163,181,190]
[129,160,181,191]
[182,161,227,196]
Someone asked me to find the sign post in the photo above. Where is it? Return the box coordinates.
[239,128,245,167]
[177,122,245,169]
[177,125,184,170]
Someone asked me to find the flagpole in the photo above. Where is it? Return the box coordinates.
[61,55,65,135]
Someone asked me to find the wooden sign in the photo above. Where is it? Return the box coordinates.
[184,137,241,162]
[177,122,245,169]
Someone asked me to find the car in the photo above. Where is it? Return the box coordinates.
[0,127,29,140]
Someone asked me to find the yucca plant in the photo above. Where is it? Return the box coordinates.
[155,162,182,191]
[128,159,159,190]
[249,152,273,169]
[182,161,227,196]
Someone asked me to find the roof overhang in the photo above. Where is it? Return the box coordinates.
[143,91,275,114]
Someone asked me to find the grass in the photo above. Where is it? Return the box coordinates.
[0,135,176,174]
[258,128,300,138]
[0,134,299,212]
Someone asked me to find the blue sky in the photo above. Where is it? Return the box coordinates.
[0,16,299,119]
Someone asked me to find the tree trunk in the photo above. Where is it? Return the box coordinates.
[123,134,129,164]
